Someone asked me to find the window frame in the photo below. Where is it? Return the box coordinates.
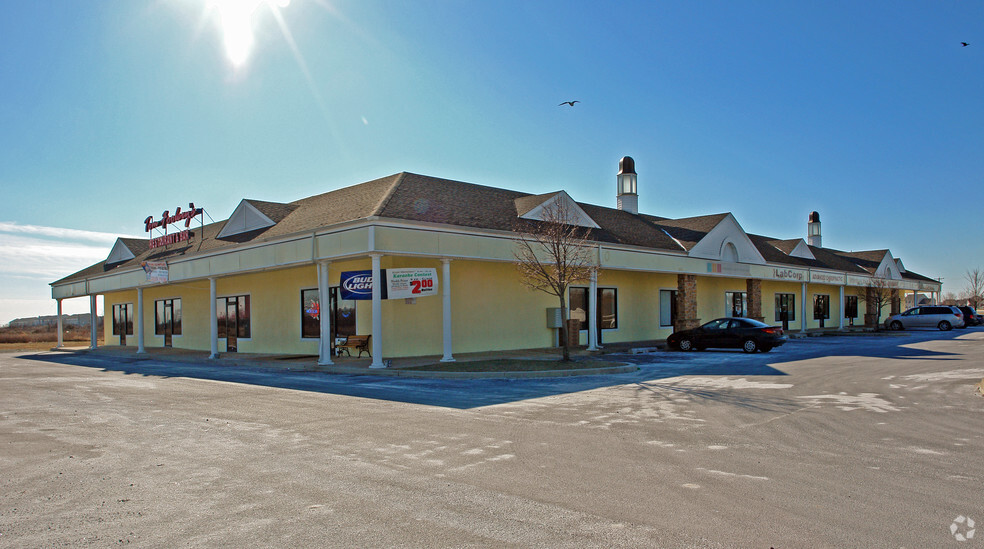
[300,288,321,340]
[775,293,796,322]
[659,288,678,328]
[153,298,182,338]
[111,303,134,336]
[216,294,251,340]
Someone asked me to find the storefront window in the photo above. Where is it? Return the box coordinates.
[301,289,320,339]
[217,295,250,339]
[569,287,588,327]
[814,295,830,320]
[154,299,181,335]
[725,291,747,317]
[600,288,617,329]
[775,293,796,322]
[845,296,859,319]
[659,289,677,327]
[112,303,133,335]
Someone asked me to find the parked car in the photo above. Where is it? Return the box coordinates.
[667,317,787,353]
[956,306,980,327]
[884,306,965,331]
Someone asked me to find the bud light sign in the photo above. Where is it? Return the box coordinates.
[340,270,388,300]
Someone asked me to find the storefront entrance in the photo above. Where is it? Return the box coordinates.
[329,288,357,353]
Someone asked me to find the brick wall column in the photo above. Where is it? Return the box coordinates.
[675,274,701,332]
[746,278,764,322]
[890,289,900,316]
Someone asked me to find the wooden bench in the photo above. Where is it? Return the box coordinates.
[336,334,371,358]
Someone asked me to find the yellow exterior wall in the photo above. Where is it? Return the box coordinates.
[695,276,748,323]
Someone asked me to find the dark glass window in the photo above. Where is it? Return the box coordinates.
[725,291,747,317]
[301,289,320,339]
[814,295,830,320]
[154,299,181,336]
[112,304,133,335]
[775,293,796,322]
[599,288,617,329]
[216,295,250,339]
[845,296,859,319]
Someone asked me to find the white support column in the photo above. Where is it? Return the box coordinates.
[588,268,600,350]
[136,287,146,354]
[318,261,333,366]
[89,294,98,350]
[209,277,219,359]
[369,253,385,368]
[440,258,455,362]
[838,285,845,331]
[800,282,808,332]
[56,298,64,348]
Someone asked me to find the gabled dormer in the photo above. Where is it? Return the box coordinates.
[105,238,145,266]
[788,239,816,260]
[217,199,280,239]
[874,251,903,280]
[687,213,766,265]
[516,191,600,229]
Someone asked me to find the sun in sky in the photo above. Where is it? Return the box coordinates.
[208,0,291,68]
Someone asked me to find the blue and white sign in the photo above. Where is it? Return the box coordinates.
[340,270,388,300]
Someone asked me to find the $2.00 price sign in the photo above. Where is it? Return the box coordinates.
[386,268,438,299]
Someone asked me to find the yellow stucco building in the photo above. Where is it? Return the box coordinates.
[50,158,941,366]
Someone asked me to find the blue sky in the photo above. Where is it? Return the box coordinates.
[1,0,982,324]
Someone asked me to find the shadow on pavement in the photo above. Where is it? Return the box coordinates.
[14,330,974,410]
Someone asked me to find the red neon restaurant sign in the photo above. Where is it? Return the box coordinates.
[145,203,203,249]
[144,203,203,233]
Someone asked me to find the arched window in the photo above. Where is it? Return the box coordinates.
[722,242,739,263]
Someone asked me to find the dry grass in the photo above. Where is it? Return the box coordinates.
[0,325,102,351]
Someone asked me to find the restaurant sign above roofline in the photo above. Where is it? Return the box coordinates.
[145,203,204,233]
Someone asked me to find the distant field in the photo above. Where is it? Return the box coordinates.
[0,325,102,351]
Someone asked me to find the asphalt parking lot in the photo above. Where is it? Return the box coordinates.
[2,330,983,547]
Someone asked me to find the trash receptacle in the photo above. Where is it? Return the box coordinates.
[566,319,581,347]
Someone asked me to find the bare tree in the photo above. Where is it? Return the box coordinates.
[964,268,984,309]
[514,198,595,361]
[856,278,895,330]
[941,292,959,306]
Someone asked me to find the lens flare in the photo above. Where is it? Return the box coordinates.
[209,0,291,68]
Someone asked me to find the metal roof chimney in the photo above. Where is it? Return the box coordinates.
[617,156,638,214]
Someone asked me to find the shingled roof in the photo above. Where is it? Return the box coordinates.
[52,172,935,286]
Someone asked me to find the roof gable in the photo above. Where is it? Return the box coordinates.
[788,239,816,260]
[686,213,766,264]
[217,200,278,239]
[517,191,600,229]
[106,238,137,265]
[874,251,902,280]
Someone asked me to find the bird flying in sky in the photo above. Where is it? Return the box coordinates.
[558,101,580,107]
[961,42,970,47]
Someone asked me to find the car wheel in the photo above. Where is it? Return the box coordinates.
[678,338,694,351]
[742,339,758,353]
[938,321,952,331]
[890,321,903,331]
